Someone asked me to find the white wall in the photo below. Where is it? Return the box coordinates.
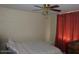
[0,7,57,44]
[0,7,46,41]
[45,14,57,44]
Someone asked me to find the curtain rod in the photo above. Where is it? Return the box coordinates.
[59,10,79,15]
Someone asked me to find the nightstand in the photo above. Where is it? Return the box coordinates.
[68,40,79,54]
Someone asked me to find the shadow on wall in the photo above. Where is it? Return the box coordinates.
[0,35,8,51]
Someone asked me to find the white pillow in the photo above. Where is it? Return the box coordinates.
[7,39,16,48]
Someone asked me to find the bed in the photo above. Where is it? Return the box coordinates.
[6,39,62,54]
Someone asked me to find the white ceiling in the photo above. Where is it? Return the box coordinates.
[0,4,79,14]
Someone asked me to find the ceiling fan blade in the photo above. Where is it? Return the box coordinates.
[34,5,42,8]
[50,5,59,8]
[50,9,61,12]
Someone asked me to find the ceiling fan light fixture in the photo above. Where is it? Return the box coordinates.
[34,4,61,15]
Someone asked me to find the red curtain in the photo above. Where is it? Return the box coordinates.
[55,11,79,53]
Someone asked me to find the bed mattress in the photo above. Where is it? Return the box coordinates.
[7,39,62,54]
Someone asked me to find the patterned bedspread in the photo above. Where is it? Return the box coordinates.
[7,39,62,54]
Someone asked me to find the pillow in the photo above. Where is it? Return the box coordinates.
[7,39,16,48]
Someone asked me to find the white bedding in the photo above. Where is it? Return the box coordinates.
[7,39,62,54]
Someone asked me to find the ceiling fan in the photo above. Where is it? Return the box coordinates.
[34,4,61,15]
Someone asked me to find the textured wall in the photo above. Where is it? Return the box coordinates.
[0,7,57,44]
[45,14,57,44]
[0,7,46,41]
